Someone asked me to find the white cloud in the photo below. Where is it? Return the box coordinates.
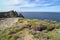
[2,0,19,5]
[0,0,60,12]
[1,0,59,7]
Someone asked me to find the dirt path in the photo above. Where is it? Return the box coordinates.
[24,29,33,40]
[0,18,19,30]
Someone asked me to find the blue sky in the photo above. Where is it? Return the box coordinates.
[0,0,60,12]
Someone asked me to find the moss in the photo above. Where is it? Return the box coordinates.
[32,22,37,26]
[47,30,60,40]
[55,23,60,29]
[30,31,49,40]
[26,19,31,23]
[18,18,24,23]
[32,19,40,22]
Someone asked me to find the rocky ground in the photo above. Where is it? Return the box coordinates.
[0,18,60,40]
[0,18,19,30]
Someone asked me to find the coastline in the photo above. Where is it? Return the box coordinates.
[0,18,60,40]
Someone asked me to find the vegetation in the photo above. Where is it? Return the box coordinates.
[0,18,60,40]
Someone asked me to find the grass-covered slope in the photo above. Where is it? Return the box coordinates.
[0,18,60,40]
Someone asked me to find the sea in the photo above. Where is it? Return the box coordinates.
[21,12,60,22]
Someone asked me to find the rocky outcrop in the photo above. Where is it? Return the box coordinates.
[0,10,24,18]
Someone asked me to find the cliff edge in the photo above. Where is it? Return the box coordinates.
[0,10,24,18]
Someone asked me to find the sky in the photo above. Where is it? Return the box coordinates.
[0,0,60,12]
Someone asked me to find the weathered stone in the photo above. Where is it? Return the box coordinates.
[30,22,47,31]
[37,23,47,31]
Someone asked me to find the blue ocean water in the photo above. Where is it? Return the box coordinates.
[21,12,60,22]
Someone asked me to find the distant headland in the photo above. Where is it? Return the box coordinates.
[0,10,24,18]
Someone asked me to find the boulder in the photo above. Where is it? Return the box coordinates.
[31,22,47,31]
[36,23,47,31]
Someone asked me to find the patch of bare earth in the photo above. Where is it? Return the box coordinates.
[0,18,19,30]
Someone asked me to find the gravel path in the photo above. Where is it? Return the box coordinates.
[0,18,19,30]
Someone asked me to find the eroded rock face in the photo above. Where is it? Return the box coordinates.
[35,23,47,31]
[0,10,24,18]
[30,22,55,32]
[30,22,47,31]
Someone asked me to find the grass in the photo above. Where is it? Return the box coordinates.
[46,30,60,40]
[0,18,60,40]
